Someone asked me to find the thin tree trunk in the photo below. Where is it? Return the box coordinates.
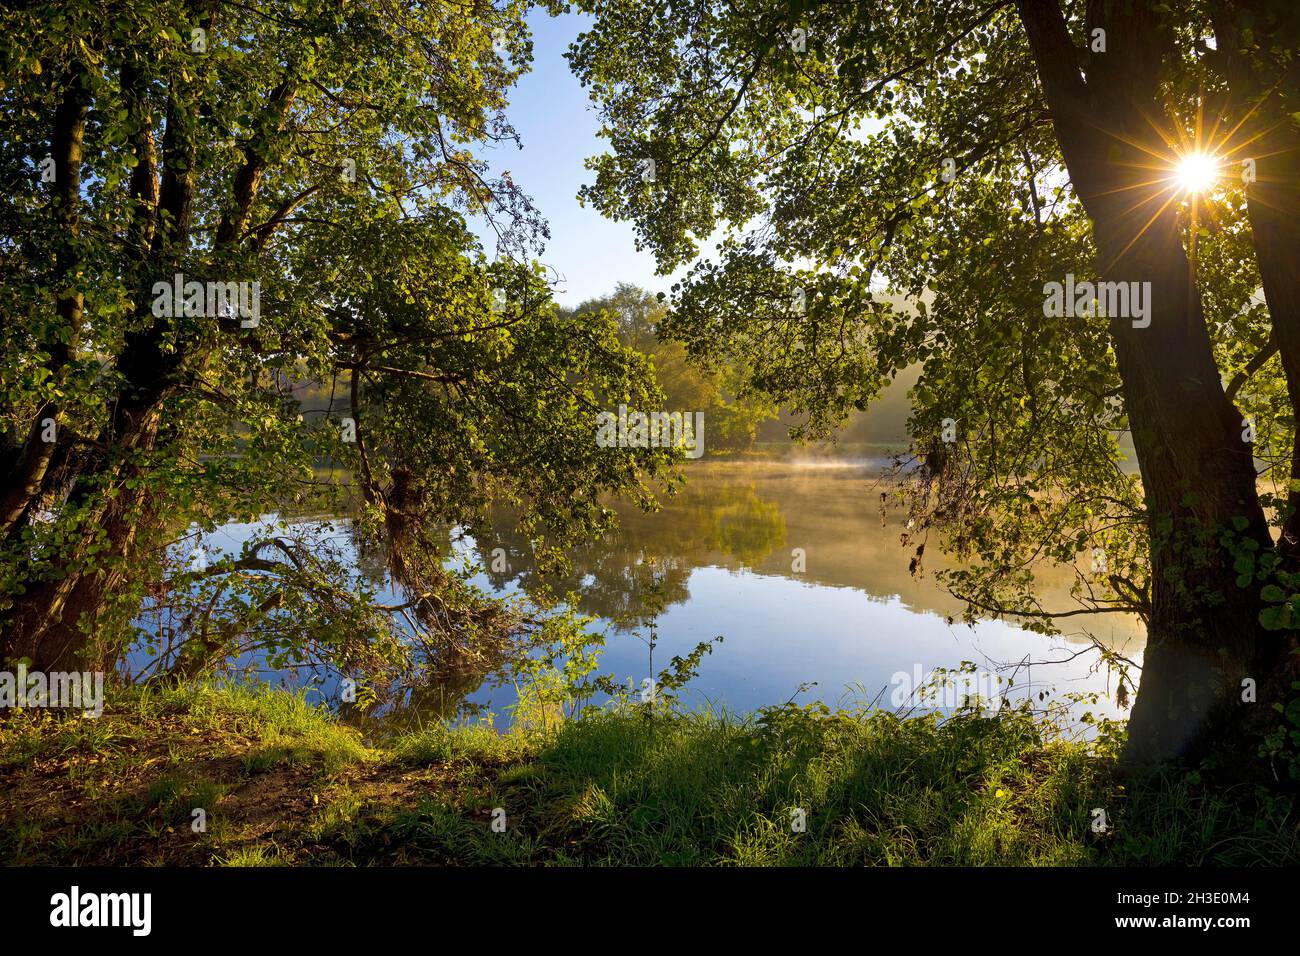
[0,65,88,539]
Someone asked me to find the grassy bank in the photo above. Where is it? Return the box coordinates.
[1,683,1296,866]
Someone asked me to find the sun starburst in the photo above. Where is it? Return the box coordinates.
[1171,151,1221,195]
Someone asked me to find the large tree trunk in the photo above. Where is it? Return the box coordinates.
[1102,230,1266,765]
[2,399,167,672]
[0,45,292,673]
[3,284,195,670]
[1018,0,1273,765]
[0,64,189,671]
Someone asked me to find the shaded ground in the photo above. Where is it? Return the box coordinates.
[1,684,1296,866]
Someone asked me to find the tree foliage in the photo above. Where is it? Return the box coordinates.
[568,282,778,450]
[0,0,675,686]
[567,0,1300,763]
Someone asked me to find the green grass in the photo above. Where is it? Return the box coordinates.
[0,681,371,865]
[374,705,1292,866]
[1,683,1296,866]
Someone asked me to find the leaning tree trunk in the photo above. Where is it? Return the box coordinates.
[1,384,170,672]
[1018,0,1274,765]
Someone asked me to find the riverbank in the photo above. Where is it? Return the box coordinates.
[1,683,1295,866]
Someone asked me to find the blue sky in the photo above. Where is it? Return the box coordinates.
[475,10,670,307]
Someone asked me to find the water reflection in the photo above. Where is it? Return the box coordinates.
[177,461,1146,731]
[476,472,788,629]
[454,460,1142,727]
[478,460,1142,641]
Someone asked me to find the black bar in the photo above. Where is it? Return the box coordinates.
[1,866,1288,941]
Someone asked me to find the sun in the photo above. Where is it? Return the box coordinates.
[1173,152,1220,195]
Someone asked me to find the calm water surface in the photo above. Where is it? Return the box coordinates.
[184,460,1144,731]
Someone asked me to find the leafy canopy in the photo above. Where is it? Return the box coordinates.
[0,0,675,680]
[566,0,1287,633]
